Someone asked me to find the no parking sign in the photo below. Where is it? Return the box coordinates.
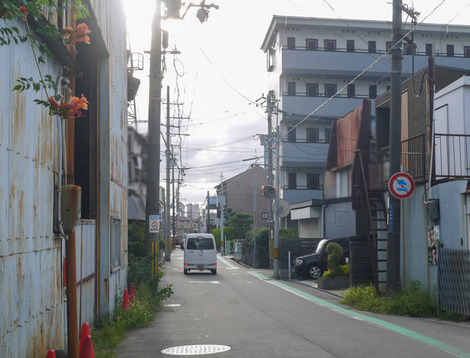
[149,215,160,233]
[388,172,415,199]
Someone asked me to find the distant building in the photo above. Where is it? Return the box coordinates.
[215,164,269,230]
[261,15,470,227]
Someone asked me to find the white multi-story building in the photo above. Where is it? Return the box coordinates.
[261,16,470,213]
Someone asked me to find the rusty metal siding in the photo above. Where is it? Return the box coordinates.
[91,0,128,316]
[75,221,96,329]
[0,20,64,357]
[106,0,129,308]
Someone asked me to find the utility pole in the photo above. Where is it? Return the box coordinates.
[267,91,274,247]
[145,0,162,258]
[219,174,225,255]
[206,191,210,233]
[165,85,171,261]
[172,146,176,251]
[253,168,257,269]
[273,117,280,279]
[387,0,403,293]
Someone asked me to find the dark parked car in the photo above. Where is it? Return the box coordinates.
[294,237,351,279]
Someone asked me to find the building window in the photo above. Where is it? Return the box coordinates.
[306,38,318,50]
[307,174,320,190]
[266,48,275,71]
[325,128,331,144]
[287,126,296,142]
[447,45,454,57]
[465,47,470,58]
[347,84,355,98]
[307,128,319,143]
[287,82,296,96]
[324,39,336,51]
[325,84,337,98]
[347,40,355,52]
[261,212,268,219]
[287,37,296,50]
[369,85,377,99]
[288,173,297,189]
[368,41,376,53]
[306,83,318,97]
[111,218,122,270]
[386,41,392,52]
[426,43,433,56]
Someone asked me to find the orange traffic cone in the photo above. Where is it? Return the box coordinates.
[79,322,91,357]
[129,283,135,301]
[79,335,95,358]
[122,288,130,310]
[46,350,56,358]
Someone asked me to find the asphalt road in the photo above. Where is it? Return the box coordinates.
[116,249,470,357]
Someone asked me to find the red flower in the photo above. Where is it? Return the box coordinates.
[48,96,60,108]
[19,6,28,20]
[64,23,91,46]
[47,95,88,119]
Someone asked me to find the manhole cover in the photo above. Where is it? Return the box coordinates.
[161,345,231,355]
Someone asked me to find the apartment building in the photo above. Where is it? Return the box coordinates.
[261,16,470,211]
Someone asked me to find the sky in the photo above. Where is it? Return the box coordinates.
[123,0,470,207]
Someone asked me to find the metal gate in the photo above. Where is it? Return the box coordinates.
[438,248,470,316]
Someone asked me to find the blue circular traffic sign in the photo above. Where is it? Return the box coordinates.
[388,172,415,199]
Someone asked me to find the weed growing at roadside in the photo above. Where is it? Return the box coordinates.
[342,281,437,317]
[92,273,173,357]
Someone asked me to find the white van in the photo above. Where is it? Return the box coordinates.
[184,233,217,275]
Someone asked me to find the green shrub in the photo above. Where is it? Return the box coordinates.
[212,227,235,249]
[245,228,270,246]
[322,264,349,279]
[280,228,298,239]
[326,242,343,277]
[342,281,438,317]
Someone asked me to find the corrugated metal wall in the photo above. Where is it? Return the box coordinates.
[76,221,96,330]
[89,0,128,314]
[1,1,129,355]
[0,20,64,357]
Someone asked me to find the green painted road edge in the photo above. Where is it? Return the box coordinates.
[249,271,470,358]
[218,255,239,269]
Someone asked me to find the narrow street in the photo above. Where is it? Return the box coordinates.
[116,249,470,357]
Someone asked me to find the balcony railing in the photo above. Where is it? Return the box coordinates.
[435,133,470,179]
[375,133,470,188]
[401,134,427,182]
[283,45,470,58]
[281,92,372,100]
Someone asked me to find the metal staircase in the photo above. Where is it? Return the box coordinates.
[353,150,388,292]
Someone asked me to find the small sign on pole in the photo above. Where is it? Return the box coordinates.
[149,215,160,233]
[388,172,415,199]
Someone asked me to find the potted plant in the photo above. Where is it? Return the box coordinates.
[318,242,350,290]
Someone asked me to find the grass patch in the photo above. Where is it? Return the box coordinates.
[92,255,173,358]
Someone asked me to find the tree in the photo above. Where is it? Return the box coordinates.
[231,213,253,240]
[224,206,237,226]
